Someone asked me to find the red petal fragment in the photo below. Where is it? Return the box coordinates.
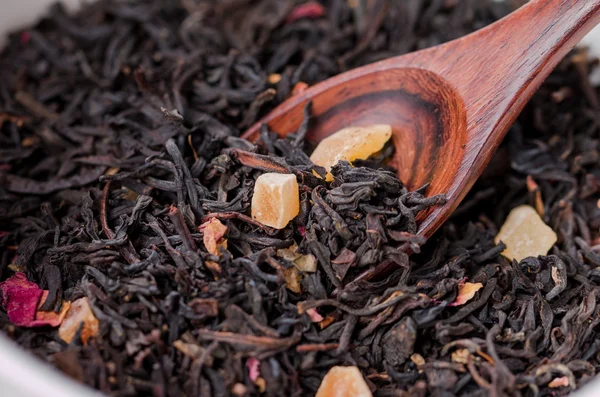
[449,282,483,307]
[548,376,570,388]
[306,308,324,322]
[246,357,260,382]
[199,218,228,256]
[0,272,43,326]
[286,2,326,23]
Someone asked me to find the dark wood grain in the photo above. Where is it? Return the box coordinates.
[242,0,600,244]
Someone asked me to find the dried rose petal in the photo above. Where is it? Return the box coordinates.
[58,297,99,344]
[286,2,326,24]
[200,218,228,275]
[246,357,260,382]
[449,282,484,306]
[451,348,470,364]
[306,308,324,323]
[0,273,69,327]
[0,272,43,326]
[200,218,228,256]
[548,376,570,388]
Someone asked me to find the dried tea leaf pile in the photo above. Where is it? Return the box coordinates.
[1,1,600,397]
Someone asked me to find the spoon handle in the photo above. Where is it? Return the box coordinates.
[405,0,600,156]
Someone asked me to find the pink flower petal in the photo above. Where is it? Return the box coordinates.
[0,272,43,326]
[0,273,69,327]
[286,2,326,24]
[246,357,260,382]
[449,282,483,307]
[306,308,324,323]
[548,376,570,388]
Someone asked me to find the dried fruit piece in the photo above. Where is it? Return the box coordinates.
[451,349,470,364]
[410,353,426,373]
[199,218,228,276]
[295,254,317,272]
[283,267,302,293]
[316,366,372,397]
[310,125,392,181]
[277,243,317,273]
[449,282,483,306]
[251,173,300,229]
[548,376,570,388]
[200,218,228,256]
[58,297,99,344]
[268,73,282,84]
[495,205,557,262]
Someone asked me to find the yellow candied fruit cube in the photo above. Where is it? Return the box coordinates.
[251,173,300,229]
[316,366,372,397]
[310,125,392,181]
[495,205,557,262]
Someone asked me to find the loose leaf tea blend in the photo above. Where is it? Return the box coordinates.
[1,1,600,397]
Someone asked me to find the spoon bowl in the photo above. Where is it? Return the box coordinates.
[244,67,467,234]
[243,0,600,246]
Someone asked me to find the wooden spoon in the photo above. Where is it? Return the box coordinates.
[241,0,600,278]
